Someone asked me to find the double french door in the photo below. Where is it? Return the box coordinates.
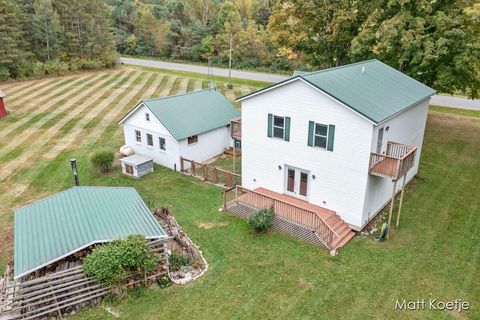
[285,166,309,199]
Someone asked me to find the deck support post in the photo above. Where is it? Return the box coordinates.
[387,179,397,236]
[396,174,407,227]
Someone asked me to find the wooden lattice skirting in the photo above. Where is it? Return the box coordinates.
[227,203,328,249]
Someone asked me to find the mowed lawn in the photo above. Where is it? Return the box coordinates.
[0,69,479,319]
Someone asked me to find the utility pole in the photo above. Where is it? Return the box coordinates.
[228,33,233,89]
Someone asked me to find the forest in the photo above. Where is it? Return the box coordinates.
[0,0,479,97]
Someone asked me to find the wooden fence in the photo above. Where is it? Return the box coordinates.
[180,157,241,188]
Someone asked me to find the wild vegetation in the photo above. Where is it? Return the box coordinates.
[105,0,480,97]
[2,1,479,96]
[83,234,157,286]
[0,0,116,81]
[0,68,478,318]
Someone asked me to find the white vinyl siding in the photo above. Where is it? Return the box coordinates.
[121,104,232,171]
[241,79,373,228]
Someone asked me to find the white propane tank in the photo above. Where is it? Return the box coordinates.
[119,145,133,156]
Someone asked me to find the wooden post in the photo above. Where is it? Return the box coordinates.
[180,157,184,172]
[396,174,407,227]
[387,179,397,235]
[227,172,233,187]
[191,161,196,176]
[213,168,218,183]
[203,164,208,181]
[223,189,227,211]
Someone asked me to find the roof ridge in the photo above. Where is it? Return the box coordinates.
[143,87,217,103]
[14,186,136,212]
[301,59,379,77]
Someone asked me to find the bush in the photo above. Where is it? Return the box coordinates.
[83,234,158,286]
[248,209,274,233]
[168,251,191,271]
[91,150,114,174]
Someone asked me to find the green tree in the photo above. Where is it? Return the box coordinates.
[0,0,29,80]
[350,0,480,98]
[135,5,161,55]
[31,0,62,60]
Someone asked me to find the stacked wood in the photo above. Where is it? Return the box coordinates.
[0,240,169,320]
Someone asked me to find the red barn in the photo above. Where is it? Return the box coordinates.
[0,89,6,118]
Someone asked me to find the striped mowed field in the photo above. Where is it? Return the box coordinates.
[0,66,261,266]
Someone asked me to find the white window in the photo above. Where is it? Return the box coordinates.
[145,113,150,121]
[135,130,141,143]
[273,116,285,139]
[146,133,153,146]
[159,137,166,151]
[314,123,328,149]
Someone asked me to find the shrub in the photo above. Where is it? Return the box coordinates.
[91,150,114,174]
[83,234,158,286]
[168,251,191,271]
[248,209,274,233]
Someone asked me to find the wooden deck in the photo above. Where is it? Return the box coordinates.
[230,117,241,139]
[224,186,355,252]
[369,141,417,180]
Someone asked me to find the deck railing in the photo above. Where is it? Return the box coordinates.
[230,118,241,139]
[369,142,417,180]
[180,157,241,188]
[223,186,339,249]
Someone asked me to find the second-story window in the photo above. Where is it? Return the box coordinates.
[267,113,290,141]
[314,123,328,148]
[273,116,285,139]
[308,121,335,151]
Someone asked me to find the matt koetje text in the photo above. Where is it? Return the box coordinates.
[395,299,469,312]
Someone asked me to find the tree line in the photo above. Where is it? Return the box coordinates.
[0,0,116,81]
[107,0,479,97]
[0,0,478,97]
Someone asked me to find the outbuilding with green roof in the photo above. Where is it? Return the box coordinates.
[118,89,240,171]
[14,186,167,279]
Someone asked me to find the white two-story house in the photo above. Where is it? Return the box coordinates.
[234,59,436,251]
[118,89,240,171]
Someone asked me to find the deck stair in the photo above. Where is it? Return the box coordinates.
[224,186,355,252]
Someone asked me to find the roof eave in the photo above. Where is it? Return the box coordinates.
[374,93,436,126]
[236,76,301,102]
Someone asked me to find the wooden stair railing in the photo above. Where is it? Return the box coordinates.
[223,186,340,249]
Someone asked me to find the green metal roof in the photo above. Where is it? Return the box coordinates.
[14,187,166,279]
[292,70,308,77]
[142,89,240,140]
[242,60,436,124]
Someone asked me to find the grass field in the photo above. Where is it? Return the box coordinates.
[0,68,479,319]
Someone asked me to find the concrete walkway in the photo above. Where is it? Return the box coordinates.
[120,57,480,110]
